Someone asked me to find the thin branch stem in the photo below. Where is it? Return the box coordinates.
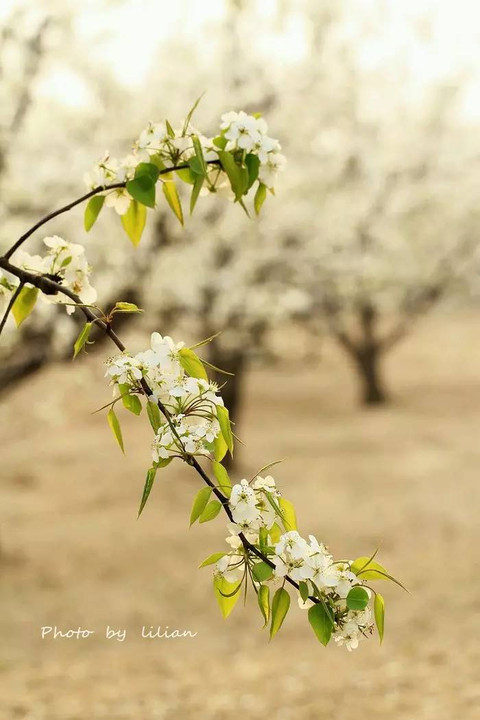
[0,257,315,603]
[0,281,24,336]
[4,184,124,260]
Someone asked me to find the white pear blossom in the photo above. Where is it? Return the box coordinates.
[252,474,277,493]
[43,235,84,258]
[83,153,124,189]
[215,554,244,584]
[333,607,374,652]
[258,152,287,189]
[251,134,281,163]
[7,237,97,316]
[105,355,143,385]
[137,122,168,153]
[326,562,358,598]
[275,530,309,560]
[104,188,131,215]
[225,530,258,549]
[150,332,184,370]
[224,111,261,152]
[228,476,282,533]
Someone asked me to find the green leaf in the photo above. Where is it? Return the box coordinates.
[119,384,142,415]
[216,580,244,598]
[299,581,309,603]
[182,93,205,134]
[212,461,231,497]
[121,200,147,246]
[12,286,38,327]
[113,301,143,313]
[214,432,228,462]
[201,359,234,376]
[189,486,212,526]
[374,593,385,644]
[73,322,92,359]
[199,552,226,568]
[189,156,204,177]
[216,405,234,455]
[137,466,157,517]
[254,182,267,215]
[257,584,270,627]
[165,119,175,138]
[178,347,208,380]
[191,135,208,176]
[150,154,167,171]
[190,174,204,214]
[135,162,161,182]
[217,151,248,201]
[245,153,260,189]
[84,195,105,231]
[126,163,160,208]
[252,561,274,583]
[213,575,240,619]
[199,499,222,523]
[146,401,162,432]
[162,180,184,225]
[258,527,269,552]
[155,457,172,469]
[212,135,227,150]
[107,407,124,454]
[270,587,290,640]
[127,176,156,208]
[308,602,334,646]
[351,556,389,581]
[279,497,297,531]
[176,167,196,184]
[269,522,282,544]
[237,197,250,218]
[346,586,370,611]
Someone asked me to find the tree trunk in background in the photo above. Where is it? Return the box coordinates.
[353,344,387,406]
[354,301,388,405]
[209,344,247,470]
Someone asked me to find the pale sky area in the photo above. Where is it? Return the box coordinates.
[3,0,480,118]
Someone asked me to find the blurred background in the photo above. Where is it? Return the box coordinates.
[1,0,480,718]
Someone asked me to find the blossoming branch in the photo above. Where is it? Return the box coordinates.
[0,102,403,649]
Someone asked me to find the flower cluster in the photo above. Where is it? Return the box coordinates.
[228,475,278,534]
[152,413,220,461]
[220,110,286,188]
[210,475,377,651]
[84,109,285,215]
[272,530,374,650]
[4,236,96,316]
[105,332,224,461]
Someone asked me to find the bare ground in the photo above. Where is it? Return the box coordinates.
[1,312,480,719]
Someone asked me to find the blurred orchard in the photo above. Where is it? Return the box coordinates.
[3,2,480,718]
[1,0,480,419]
